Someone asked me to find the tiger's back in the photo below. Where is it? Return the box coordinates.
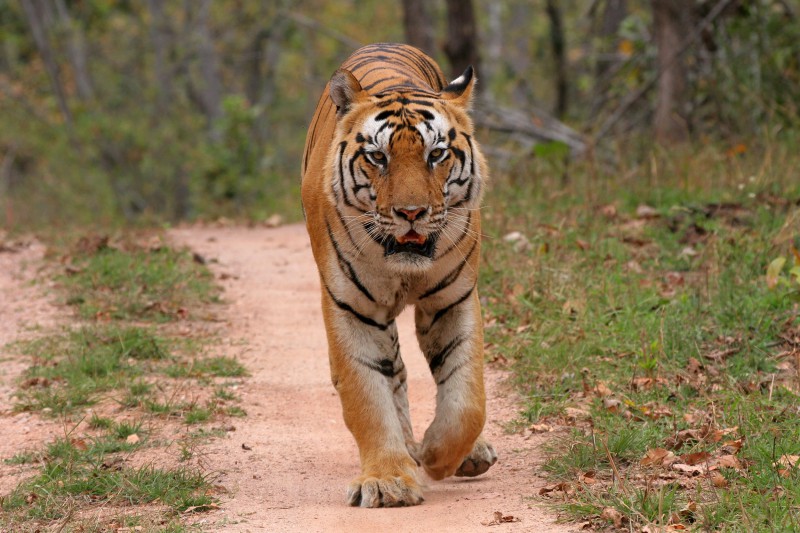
[300,43,496,508]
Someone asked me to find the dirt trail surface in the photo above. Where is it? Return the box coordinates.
[0,239,64,495]
[170,224,574,533]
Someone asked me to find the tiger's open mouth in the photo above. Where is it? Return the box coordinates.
[385,230,436,258]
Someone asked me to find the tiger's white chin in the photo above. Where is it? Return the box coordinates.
[385,252,435,273]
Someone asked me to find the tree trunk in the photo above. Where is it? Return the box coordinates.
[482,1,502,92]
[189,0,223,137]
[443,0,479,81]
[145,0,174,110]
[401,0,435,57]
[54,0,94,101]
[652,0,690,144]
[597,0,628,77]
[506,2,534,107]
[545,0,567,118]
[20,0,72,125]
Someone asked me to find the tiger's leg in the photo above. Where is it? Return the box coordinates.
[415,288,493,480]
[322,293,423,507]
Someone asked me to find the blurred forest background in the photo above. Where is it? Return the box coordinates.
[1,0,798,229]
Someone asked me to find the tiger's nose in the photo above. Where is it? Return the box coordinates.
[393,206,428,221]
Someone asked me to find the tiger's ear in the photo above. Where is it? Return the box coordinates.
[329,69,367,117]
[441,66,476,109]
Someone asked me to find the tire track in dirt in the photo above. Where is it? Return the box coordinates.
[169,224,575,533]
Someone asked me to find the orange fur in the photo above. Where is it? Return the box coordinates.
[301,43,493,507]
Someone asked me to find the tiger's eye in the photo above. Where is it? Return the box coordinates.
[429,148,443,160]
[371,151,385,162]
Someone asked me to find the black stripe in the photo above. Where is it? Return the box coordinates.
[355,357,398,378]
[362,76,394,91]
[326,219,376,302]
[465,133,476,176]
[428,336,466,373]
[430,284,475,329]
[437,360,467,385]
[337,141,354,207]
[324,284,390,330]
[419,239,477,299]
[334,205,364,251]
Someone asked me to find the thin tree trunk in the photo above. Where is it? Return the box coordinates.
[545,0,567,118]
[443,0,480,81]
[597,0,628,78]
[54,0,94,100]
[145,0,174,110]
[20,0,72,125]
[190,0,223,137]
[508,2,533,107]
[401,0,435,56]
[482,1,502,98]
[652,0,690,143]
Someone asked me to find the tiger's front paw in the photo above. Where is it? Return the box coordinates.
[346,470,424,508]
[455,436,497,477]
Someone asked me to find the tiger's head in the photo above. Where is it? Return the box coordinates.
[326,67,485,271]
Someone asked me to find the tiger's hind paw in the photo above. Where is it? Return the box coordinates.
[455,437,498,477]
[346,474,424,508]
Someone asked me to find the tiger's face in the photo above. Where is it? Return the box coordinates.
[328,68,484,271]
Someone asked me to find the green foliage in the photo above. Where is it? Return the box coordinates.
[14,326,164,415]
[61,240,218,321]
[483,142,800,529]
[164,356,248,379]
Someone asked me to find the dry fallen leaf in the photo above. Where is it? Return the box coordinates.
[529,423,553,434]
[481,511,521,526]
[603,397,623,413]
[711,471,728,488]
[673,463,706,476]
[720,438,743,455]
[601,507,624,527]
[686,357,704,375]
[539,482,572,496]
[636,204,659,219]
[717,454,742,470]
[125,434,140,445]
[681,451,711,466]
[665,429,703,450]
[599,204,618,219]
[641,448,676,467]
[704,348,739,362]
[594,382,614,397]
[182,503,221,514]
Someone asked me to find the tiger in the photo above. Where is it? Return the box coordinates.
[301,43,497,508]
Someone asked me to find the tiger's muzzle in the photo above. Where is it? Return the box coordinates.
[384,232,437,258]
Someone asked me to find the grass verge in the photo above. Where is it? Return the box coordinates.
[1,232,242,531]
[482,142,800,531]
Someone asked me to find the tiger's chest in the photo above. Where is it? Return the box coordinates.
[325,236,470,324]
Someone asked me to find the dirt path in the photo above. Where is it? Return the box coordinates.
[170,224,573,533]
[0,239,64,495]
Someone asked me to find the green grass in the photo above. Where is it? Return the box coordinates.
[2,231,244,531]
[3,451,38,466]
[60,237,219,321]
[483,143,800,530]
[14,326,169,415]
[164,356,248,379]
[184,405,213,425]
